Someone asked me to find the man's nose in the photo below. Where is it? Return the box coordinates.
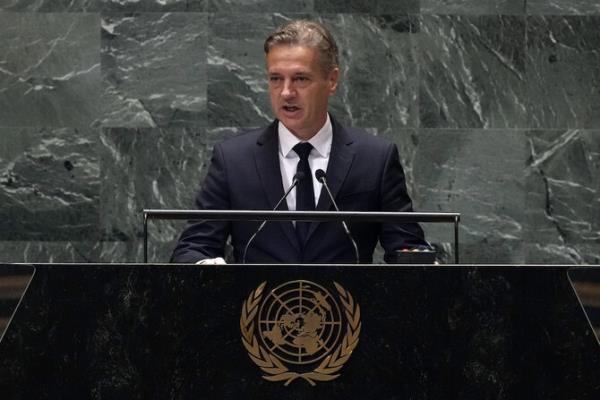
[281,80,295,98]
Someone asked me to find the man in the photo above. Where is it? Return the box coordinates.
[171,20,427,264]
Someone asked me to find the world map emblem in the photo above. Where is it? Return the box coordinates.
[240,280,361,386]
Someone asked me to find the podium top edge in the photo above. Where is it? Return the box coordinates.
[2,263,593,269]
[142,209,461,223]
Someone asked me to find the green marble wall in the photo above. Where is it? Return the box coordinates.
[0,0,598,264]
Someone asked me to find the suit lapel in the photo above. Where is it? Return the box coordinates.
[254,121,300,252]
[308,117,355,240]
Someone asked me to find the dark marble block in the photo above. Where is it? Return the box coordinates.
[326,15,418,129]
[207,13,283,128]
[0,264,599,399]
[410,129,527,263]
[421,0,525,15]
[207,0,312,12]
[314,0,420,13]
[0,127,100,240]
[0,241,102,263]
[418,15,527,129]
[100,12,208,128]
[0,12,101,127]
[100,0,206,12]
[0,238,196,264]
[0,0,206,12]
[526,16,600,128]
[99,127,242,262]
[525,129,600,264]
[99,127,207,239]
[527,0,600,15]
[0,0,99,12]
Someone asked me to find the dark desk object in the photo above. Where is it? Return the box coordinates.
[386,247,437,264]
[0,263,599,399]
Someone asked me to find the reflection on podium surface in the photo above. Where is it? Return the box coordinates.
[0,265,34,339]
[570,267,600,343]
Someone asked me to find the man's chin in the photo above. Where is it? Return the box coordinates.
[278,116,301,129]
[278,120,307,138]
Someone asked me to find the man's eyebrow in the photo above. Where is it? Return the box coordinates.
[267,71,312,77]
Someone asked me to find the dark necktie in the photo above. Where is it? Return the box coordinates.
[293,142,315,245]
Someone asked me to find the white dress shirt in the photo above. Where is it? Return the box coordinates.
[278,114,333,211]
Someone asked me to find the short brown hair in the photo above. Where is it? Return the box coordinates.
[264,20,339,74]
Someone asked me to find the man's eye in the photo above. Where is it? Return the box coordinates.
[269,76,282,82]
[295,77,308,82]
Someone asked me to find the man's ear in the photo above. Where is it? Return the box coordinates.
[328,67,340,94]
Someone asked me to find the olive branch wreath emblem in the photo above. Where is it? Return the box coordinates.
[240,281,361,386]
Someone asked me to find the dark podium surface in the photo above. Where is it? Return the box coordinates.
[0,263,599,400]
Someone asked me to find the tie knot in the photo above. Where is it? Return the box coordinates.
[293,142,313,161]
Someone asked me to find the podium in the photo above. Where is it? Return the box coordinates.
[0,263,599,399]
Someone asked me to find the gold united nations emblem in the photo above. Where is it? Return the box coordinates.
[240,280,361,386]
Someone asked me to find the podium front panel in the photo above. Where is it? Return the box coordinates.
[0,264,598,399]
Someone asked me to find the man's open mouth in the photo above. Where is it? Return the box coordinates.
[283,105,300,112]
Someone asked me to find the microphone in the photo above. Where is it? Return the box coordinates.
[242,171,304,263]
[315,169,360,264]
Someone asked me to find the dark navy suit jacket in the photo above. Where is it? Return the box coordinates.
[171,116,427,264]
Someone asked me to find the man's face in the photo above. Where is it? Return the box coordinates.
[266,45,339,140]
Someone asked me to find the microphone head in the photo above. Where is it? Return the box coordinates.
[315,169,326,182]
[293,171,305,183]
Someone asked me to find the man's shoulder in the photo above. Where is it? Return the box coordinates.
[216,123,276,151]
[334,120,395,151]
[217,127,263,147]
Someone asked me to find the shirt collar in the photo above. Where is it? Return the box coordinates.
[278,114,333,159]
